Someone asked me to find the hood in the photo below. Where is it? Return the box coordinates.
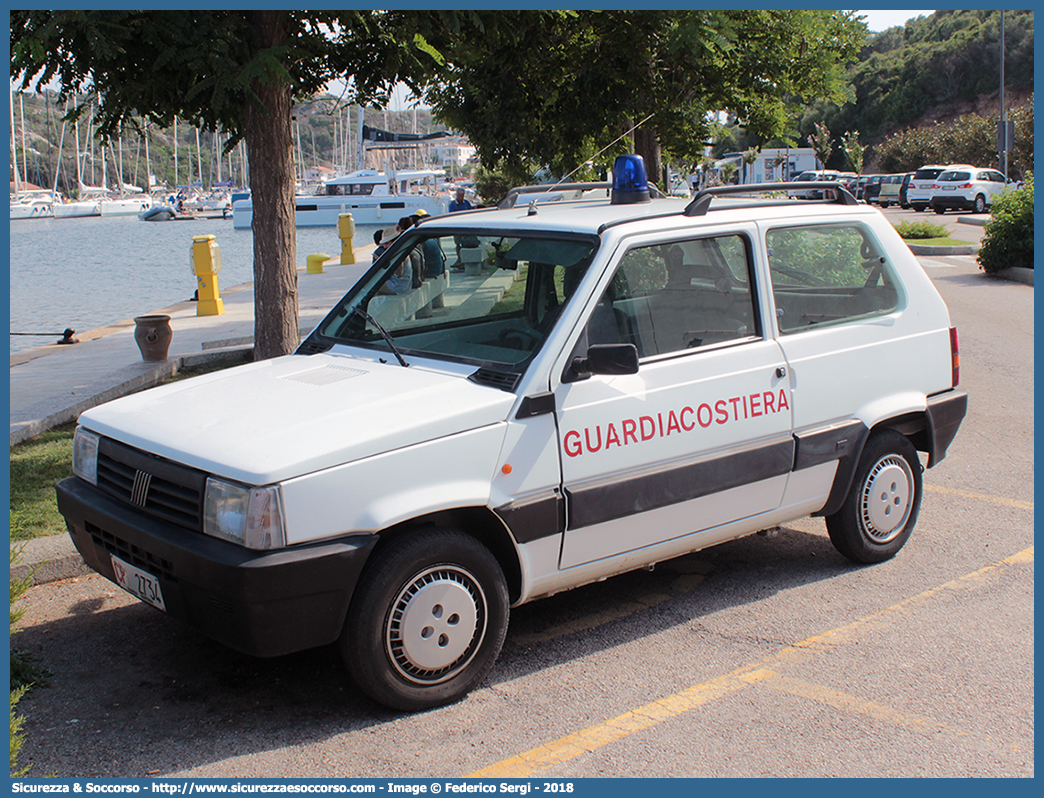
[80,353,516,484]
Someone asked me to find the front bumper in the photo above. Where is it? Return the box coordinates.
[57,477,378,657]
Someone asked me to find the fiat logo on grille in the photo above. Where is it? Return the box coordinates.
[131,470,153,507]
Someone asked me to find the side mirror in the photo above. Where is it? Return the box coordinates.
[569,343,639,379]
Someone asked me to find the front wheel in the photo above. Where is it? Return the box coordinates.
[934,206,946,214]
[826,430,922,564]
[341,528,509,711]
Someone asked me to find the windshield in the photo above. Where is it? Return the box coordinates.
[314,229,598,373]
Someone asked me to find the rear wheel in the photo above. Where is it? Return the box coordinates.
[341,528,509,711]
[934,206,946,214]
[826,430,922,564]
[973,194,987,214]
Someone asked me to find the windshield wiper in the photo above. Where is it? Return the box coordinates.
[351,306,409,368]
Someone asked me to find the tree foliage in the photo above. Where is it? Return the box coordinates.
[804,10,1034,167]
[424,10,865,187]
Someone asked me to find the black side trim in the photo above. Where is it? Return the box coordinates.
[794,419,868,471]
[926,389,968,467]
[564,436,795,530]
[492,490,565,544]
[516,392,556,419]
[800,420,870,518]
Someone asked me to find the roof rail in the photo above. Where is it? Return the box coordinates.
[684,181,858,216]
[497,182,612,210]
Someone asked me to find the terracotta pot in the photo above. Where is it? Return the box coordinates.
[133,315,173,362]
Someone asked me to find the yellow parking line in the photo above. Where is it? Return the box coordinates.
[469,546,1033,778]
[925,484,1033,511]
[761,673,961,737]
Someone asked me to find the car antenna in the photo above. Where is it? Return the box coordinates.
[528,113,656,211]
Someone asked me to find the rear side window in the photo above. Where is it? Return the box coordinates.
[766,225,901,334]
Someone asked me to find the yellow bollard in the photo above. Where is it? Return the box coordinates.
[338,213,356,264]
[191,234,224,316]
[307,253,332,274]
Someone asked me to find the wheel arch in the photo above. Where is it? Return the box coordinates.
[361,507,525,605]
[814,411,929,518]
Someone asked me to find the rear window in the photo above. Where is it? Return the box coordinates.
[938,171,971,181]
[914,169,944,180]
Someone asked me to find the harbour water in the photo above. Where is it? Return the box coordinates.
[9,215,379,355]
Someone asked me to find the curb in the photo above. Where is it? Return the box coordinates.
[907,243,980,256]
[11,535,90,587]
[986,267,1034,286]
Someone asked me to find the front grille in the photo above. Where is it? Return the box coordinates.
[86,521,177,583]
[96,438,207,533]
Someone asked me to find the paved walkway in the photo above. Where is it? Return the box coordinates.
[10,249,375,446]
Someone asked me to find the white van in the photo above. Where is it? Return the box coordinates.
[58,157,967,711]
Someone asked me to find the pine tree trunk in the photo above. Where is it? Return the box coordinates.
[244,10,298,360]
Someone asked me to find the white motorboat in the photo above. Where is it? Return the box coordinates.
[101,189,153,217]
[232,168,448,229]
[10,190,58,220]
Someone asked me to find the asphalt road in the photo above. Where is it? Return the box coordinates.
[14,219,1033,779]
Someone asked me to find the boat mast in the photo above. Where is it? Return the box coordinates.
[173,116,179,186]
[20,92,29,189]
[10,86,20,195]
[194,127,203,188]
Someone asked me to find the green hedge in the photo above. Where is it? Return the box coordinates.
[978,175,1034,274]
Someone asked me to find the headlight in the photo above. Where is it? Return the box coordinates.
[72,427,100,484]
[203,478,286,550]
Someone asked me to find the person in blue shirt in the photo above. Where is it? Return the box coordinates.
[448,187,472,213]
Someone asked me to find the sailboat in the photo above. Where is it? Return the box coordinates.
[53,120,102,218]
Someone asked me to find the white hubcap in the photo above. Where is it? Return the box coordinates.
[860,455,914,542]
[388,566,484,683]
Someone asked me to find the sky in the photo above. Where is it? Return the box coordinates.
[851,9,935,32]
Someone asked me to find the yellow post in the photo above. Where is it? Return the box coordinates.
[307,253,332,275]
[338,213,356,264]
[191,234,225,316]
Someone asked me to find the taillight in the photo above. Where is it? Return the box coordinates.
[932,183,940,189]
[950,327,960,387]
[958,183,973,189]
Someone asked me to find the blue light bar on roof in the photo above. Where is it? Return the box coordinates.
[611,155,651,205]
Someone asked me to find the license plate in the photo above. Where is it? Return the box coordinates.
[943,186,955,191]
[110,554,166,612]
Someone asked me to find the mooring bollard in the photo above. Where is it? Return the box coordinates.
[307,253,332,275]
[191,234,225,316]
[338,213,356,264]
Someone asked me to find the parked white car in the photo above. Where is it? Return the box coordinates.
[58,156,967,711]
[929,166,1015,214]
[906,164,953,212]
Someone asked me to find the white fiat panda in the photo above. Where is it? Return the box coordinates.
[58,157,967,711]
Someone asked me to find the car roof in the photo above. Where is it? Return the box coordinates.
[418,192,881,237]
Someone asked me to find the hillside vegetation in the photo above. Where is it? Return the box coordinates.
[814,10,1034,173]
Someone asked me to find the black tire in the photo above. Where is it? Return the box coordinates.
[973,194,987,214]
[826,430,922,564]
[934,206,945,214]
[912,204,926,212]
[341,528,509,711]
